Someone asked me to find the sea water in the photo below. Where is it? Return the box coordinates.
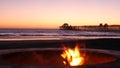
[0,28,120,40]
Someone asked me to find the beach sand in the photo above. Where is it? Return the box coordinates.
[0,38,119,51]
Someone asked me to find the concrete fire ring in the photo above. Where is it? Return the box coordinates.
[0,48,119,68]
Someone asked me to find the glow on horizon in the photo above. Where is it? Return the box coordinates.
[0,0,120,28]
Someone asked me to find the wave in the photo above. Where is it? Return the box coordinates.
[0,29,120,38]
[0,32,120,37]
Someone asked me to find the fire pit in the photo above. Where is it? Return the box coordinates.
[0,39,120,68]
[0,48,119,68]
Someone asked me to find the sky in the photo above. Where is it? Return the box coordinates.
[0,0,120,29]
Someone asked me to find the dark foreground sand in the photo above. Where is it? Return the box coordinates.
[0,38,119,51]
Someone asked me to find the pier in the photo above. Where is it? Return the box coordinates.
[59,23,120,32]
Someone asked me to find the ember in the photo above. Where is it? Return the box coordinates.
[61,45,84,66]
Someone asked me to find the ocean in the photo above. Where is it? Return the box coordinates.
[0,29,120,40]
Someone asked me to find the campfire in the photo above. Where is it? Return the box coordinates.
[61,45,84,66]
[0,43,117,67]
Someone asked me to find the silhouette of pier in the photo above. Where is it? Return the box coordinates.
[59,23,120,32]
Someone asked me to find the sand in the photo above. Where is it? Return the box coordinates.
[0,38,119,51]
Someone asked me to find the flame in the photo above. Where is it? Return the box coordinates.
[61,45,84,66]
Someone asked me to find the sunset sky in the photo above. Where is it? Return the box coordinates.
[0,0,120,29]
